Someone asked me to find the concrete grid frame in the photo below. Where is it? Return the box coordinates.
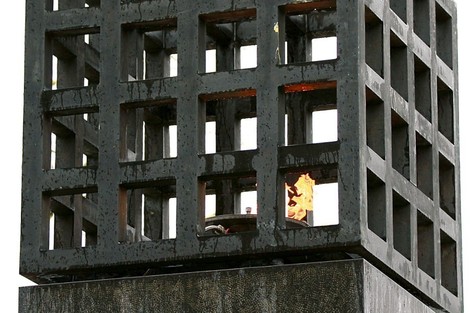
[21,0,461,312]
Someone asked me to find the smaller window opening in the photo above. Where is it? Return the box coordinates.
[240,45,257,69]
[205,121,216,154]
[51,133,57,169]
[240,191,257,214]
[205,49,217,73]
[52,55,58,90]
[240,118,257,150]
[311,109,337,143]
[170,53,178,77]
[311,36,337,62]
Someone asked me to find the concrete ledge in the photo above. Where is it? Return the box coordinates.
[19,259,434,313]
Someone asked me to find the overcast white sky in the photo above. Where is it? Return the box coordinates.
[0,1,469,311]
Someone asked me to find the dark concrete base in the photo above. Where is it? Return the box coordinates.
[19,259,435,313]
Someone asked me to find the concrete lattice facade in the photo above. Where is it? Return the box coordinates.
[21,0,461,312]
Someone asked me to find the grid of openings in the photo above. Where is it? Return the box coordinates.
[279,2,337,65]
[364,1,460,306]
[46,30,100,90]
[21,1,459,310]
[200,9,257,73]
[121,19,177,81]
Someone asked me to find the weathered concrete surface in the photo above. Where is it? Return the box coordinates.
[19,259,434,313]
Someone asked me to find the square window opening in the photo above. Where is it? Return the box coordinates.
[284,169,338,229]
[47,31,101,89]
[120,100,177,162]
[47,112,99,170]
[121,20,178,81]
[283,81,337,146]
[202,174,257,235]
[280,3,337,65]
[120,182,177,243]
[46,191,98,250]
[201,91,257,153]
[201,10,257,73]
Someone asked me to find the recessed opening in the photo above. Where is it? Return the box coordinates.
[121,19,178,81]
[284,169,338,228]
[439,153,455,219]
[201,10,257,73]
[201,174,257,235]
[201,91,257,154]
[437,78,454,143]
[391,111,410,179]
[414,56,431,122]
[390,31,408,101]
[47,112,99,170]
[413,0,430,45]
[440,230,458,296]
[436,3,453,68]
[366,87,385,158]
[367,170,386,240]
[416,132,433,199]
[365,7,383,77]
[120,100,177,162]
[280,4,337,65]
[47,191,98,250]
[120,182,177,242]
[284,81,337,145]
[393,191,411,260]
[417,210,434,278]
[47,30,100,89]
[389,0,407,23]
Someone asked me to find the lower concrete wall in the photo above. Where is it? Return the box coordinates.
[19,259,434,313]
